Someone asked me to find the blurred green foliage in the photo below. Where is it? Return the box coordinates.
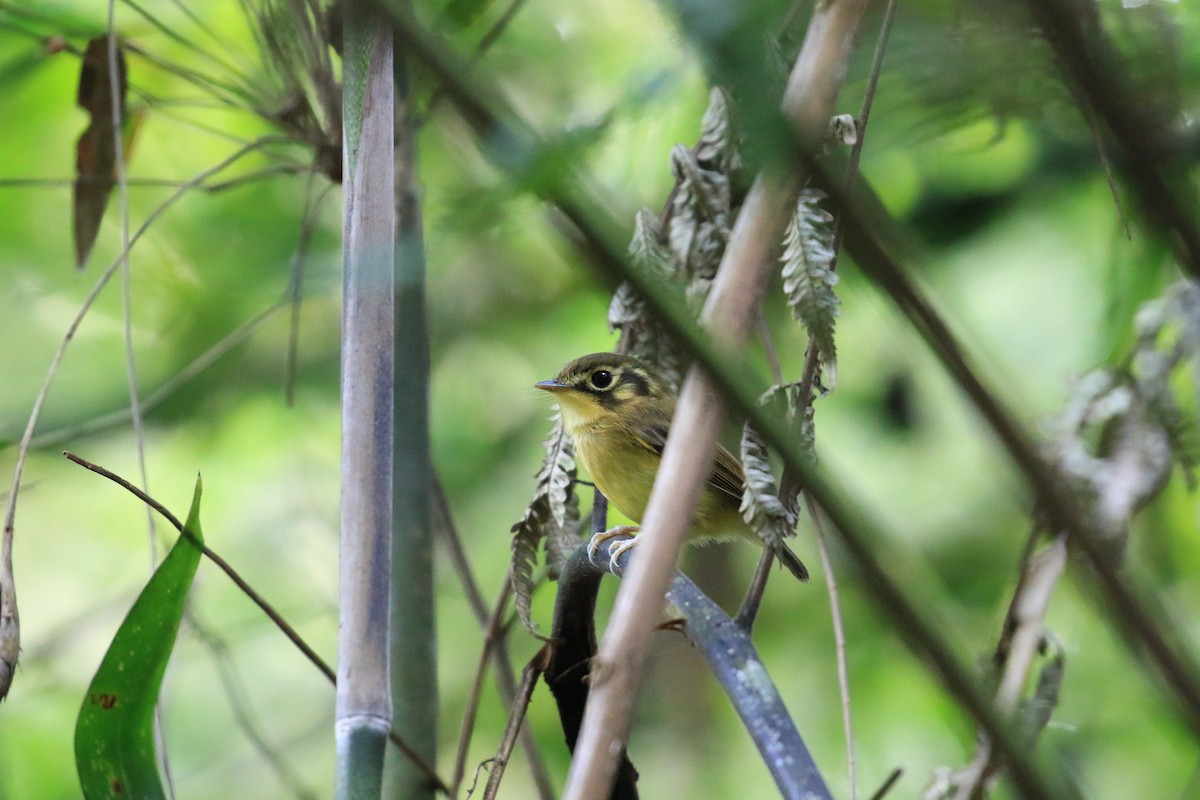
[0,0,1198,798]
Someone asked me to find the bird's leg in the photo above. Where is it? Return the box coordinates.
[587,525,639,570]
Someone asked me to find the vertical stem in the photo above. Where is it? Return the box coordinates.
[337,2,395,798]
[387,33,437,800]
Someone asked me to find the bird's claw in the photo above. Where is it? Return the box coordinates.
[587,526,640,572]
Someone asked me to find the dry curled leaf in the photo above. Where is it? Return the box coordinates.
[665,88,740,302]
[667,144,732,294]
[1053,281,1200,560]
[693,87,741,175]
[739,421,797,553]
[781,188,840,389]
[510,415,578,632]
[610,209,687,391]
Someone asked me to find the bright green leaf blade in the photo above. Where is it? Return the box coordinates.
[74,477,205,800]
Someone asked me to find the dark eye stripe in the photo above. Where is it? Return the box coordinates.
[618,369,651,397]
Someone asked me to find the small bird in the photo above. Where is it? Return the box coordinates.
[536,352,808,581]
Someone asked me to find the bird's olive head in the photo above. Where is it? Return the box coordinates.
[536,352,671,428]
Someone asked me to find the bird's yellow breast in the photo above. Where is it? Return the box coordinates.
[571,423,740,540]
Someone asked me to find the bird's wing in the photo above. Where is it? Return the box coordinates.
[632,422,670,455]
[633,420,745,502]
[708,443,746,501]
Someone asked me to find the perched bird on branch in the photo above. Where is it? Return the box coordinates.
[536,352,808,581]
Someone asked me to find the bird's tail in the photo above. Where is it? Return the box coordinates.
[777,543,810,582]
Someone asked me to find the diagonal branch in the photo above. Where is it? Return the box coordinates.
[562,2,870,796]
[381,4,1183,798]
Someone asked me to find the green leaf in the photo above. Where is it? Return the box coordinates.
[75,478,205,800]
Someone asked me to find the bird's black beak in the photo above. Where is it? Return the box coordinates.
[535,379,567,392]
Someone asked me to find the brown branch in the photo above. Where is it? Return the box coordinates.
[810,147,1200,738]
[433,478,556,800]
[561,1,871,794]
[381,5,1106,797]
[867,768,903,800]
[60,451,449,794]
[451,577,513,798]
[945,535,1068,800]
[481,647,550,800]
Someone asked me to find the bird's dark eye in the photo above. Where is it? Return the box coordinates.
[589,369,614,389]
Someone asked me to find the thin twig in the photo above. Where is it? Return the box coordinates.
[122,41,253,108]
[2,7,280,710]
[789,11,900,791]
[736,318,785,631]
[813,142,1200,741]
[5,137,286,528]
[829,0,897,263]
[119,0,248,80]
[734,549,774,632]
[59,451,449,793]
[481,647,548,800]
[29,304,285,449]
[746,0,899,634]
[433,478,556,800]
[951,534,1068,800]
[1023,0,1200,276]
[451,577,513,798]
[759,314,785,385]
[808,497,856,800]
[867,768,903,800]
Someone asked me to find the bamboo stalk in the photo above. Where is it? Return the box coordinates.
[386,36,438,800]
[336,1,395,797]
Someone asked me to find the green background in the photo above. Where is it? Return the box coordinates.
[1,0,1198,797]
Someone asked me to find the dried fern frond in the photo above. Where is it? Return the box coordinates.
[510,414,578,632]
[664,88,741,307]
[739,420,797,553]
[668,145,732,288]
[760,382,817,517]
[1051,280,1200,561]
[693,87,741,175]
[610,209,688,391]
[781,188,840,389]
[1132,279,1200,483]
